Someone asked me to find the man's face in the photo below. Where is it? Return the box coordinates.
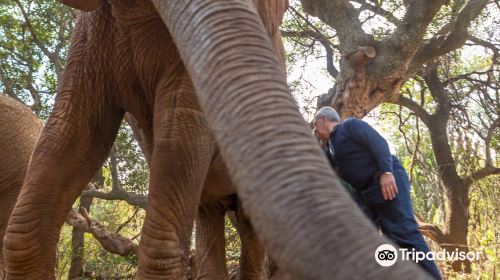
[313,116,331,141]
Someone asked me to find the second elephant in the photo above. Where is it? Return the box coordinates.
[0,95,42,279]
[0,93,267,279]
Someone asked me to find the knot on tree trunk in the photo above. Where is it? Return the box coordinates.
[345,46,376,70]
[331,46,378,118]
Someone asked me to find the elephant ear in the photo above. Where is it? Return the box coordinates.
[57,0,98,12]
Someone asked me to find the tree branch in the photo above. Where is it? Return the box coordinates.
[350,0,401,26]
[287,8,340,79]
[465,166,500,185]
[424,66,451,120]
[115,207,140,234]
[0,61,20,102]
[383,0,446,64]
[389,95,431,125]
[443,69,497,85]
[300,0,374,52]
[66,208,138,257]
[484,118,500,165]
[408,0,489,74]
[468,35,499,65]
[81,188,147,209]
[14,0,64,76]
[414,214,446,244]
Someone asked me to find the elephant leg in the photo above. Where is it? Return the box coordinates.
[3,97,122,280]
[3,10,123,279]
[195,202,228,280]
[0,183,22,279]
[136,74,214,279]
[236,201,267,280]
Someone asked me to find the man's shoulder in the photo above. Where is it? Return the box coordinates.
[342,117,368,128]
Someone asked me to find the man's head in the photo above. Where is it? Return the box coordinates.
[313,106,340,141]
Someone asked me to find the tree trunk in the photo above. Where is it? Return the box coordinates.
[68,196,93,279]
[441,182,471,272]
[427,115,472,273]
[69,171,102,279]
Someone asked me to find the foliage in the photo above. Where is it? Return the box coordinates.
[0,0,73,118]
[57,198,144,279]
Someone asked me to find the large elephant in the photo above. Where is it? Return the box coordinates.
[0,93,263,279]
[0,95,43,279]
[4,1,430,280]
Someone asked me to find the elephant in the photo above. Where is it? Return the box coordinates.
[4,0,431,279]
[0,95,43,279]
[0,93,264,279]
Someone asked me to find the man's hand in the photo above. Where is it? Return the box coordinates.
[380,173,398,200]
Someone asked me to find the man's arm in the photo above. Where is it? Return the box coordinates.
[344,118,393,173]
[345,119,397,200]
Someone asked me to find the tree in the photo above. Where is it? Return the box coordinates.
[296,0,490,117]
[0,0,73,117]
[385,57,499,272]
[282,0,499,273]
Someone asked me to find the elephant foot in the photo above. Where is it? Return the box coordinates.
[5,274,55,280]
[136,242,190,280]
[3,226,57,280]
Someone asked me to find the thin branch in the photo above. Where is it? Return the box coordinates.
[484,118,500,165]
[288,8,340,79]
[389,95,431,125]
[115,207,140,234]
[468,35,499,65]
[14,0,64,76]
[26,82,42,114]
[443,69,499,85]
[350,0,401,26]
[466,166,500,185]
[409,116,421,182]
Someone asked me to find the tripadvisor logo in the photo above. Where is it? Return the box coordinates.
[375,244,398,267]
[374,243,483,267]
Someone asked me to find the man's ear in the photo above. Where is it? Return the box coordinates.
[58,0,98,12]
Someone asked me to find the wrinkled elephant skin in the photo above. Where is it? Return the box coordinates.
[0,95,42,279]
[4,0,430,279]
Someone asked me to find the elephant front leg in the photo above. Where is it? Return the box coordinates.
[137,80,214,279]
[236,201,267,280]
[3,100,123,279]
[195,202,228,280]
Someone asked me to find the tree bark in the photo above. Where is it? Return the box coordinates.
[304,0,487,118]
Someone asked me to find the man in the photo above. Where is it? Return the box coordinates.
[314,106,441,280]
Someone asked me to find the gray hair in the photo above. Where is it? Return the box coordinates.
[315,106,340,123]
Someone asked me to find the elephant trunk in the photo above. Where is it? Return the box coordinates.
[151,1,430,279]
